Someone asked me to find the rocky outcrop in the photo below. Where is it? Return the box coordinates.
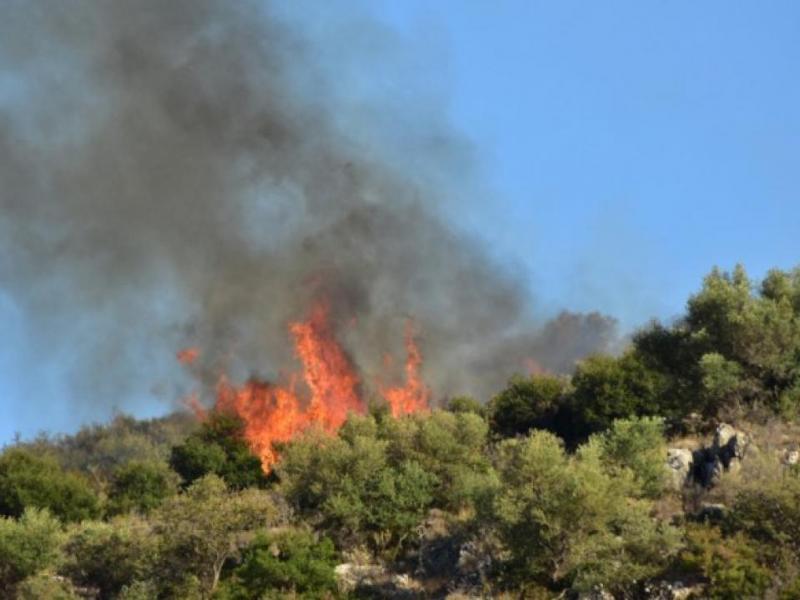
[668,423,753,488]
[712,423,750,466]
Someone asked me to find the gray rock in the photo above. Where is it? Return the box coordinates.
[783,444,799,466]
[713,423,750,466]
[666,448,694,489]
[334,563,387,592]
[643,579,706,599]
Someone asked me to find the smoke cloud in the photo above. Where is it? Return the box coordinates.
[0,1,616,414]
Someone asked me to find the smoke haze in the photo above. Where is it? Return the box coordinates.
[0,1,616,417]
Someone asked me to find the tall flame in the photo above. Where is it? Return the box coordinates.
[381,320,431,417]
[212,300,365,469]
[182,302,429,471]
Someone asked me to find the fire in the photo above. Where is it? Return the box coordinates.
[181,301,429,471]
[289,302,363,430]
[381,320,431,417]
[177,347,200,365]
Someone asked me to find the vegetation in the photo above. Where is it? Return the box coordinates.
[1,265,800,598]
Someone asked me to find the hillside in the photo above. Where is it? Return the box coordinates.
[2,265,800,599]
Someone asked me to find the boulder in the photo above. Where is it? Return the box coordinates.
[334,563,387,593]
[783,444,799,466]
[713,423,750,466]
[666,448,694,489]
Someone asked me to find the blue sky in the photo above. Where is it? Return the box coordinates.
[365,1,800,325]
[2,1,800,442]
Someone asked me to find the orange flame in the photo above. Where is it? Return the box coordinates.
[180,303,430,471]
[177,347,200,365]
[212,300,366,470]
[381,320,431,417]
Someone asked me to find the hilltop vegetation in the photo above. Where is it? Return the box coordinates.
[2,265,800,598]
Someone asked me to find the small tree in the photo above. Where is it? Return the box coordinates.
[153,474,279,596]
[489,430,680,594]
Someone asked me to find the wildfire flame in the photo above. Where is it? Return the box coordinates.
[381,320,431,417]
[177,347,200,365]
[186,300,430,471]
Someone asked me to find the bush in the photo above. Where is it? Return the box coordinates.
[169,412,267,490]
[487,374,567,439]
[379,410,495,511]
[679,524,772,600]
[593,416,668,498]
[277,419,436,553]
[107,459,179,515]
[153,474,279,596]
[221,528,338,599]
[15,571,79,600]
[0,508,64,590]
[447,395,486,418]
[568,353,667,440]
[489,430,679,594]
[0,449,100,522]
[61,516,156,598]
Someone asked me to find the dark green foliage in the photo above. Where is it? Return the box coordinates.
[170,411,267,489]
[0,448,100,522]
[487,374,567,438]
[221,529,338,599]
[635,265,800,421]
[107,459,179,515]
[568,352,668,440]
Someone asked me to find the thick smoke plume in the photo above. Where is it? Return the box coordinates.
[0,1,616,415]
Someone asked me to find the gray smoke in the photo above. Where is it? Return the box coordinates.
[0,0,616,414]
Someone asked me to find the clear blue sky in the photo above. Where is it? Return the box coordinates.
[365,1,800,325]
[2,1,800,442]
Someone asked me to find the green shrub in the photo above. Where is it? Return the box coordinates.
[487,374,567,438]
[107,459,179,515]
[489,430,679,594]
[679,525,771,600]
[61,516,156,598]
[0,508,64,589]
[592,416,668,498]
[0,449,100,522]
[170,412,267,489]
[221,528,337,599]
